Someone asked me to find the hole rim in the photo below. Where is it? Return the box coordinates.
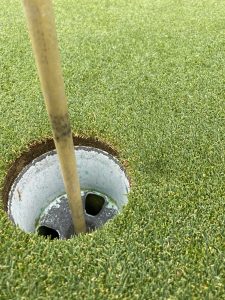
[2,135,131,212]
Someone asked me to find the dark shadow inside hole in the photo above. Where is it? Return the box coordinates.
[37,226,59,240]
[85,193,105,216]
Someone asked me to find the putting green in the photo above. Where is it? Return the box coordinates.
[0,0,224,298]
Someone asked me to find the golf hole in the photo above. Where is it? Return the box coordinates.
[4,138,130,240]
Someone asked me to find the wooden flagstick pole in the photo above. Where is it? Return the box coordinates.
[23,0,86,234]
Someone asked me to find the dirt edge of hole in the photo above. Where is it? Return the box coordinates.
[2,135,120,212]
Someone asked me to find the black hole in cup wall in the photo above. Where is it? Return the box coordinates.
[85,193,105,216]
[37,226,59,240]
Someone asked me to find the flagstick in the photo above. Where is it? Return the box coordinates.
[23,0,86,234]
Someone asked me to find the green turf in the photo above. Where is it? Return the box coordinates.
[0,0,225,298]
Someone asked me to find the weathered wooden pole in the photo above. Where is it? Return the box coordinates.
[23,0,86,234]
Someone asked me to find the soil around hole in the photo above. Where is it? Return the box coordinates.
[2,135,121,212]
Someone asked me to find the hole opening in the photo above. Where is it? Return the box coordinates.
[37,226,59,240]
[5,143,130,239]
[85,193,105,216]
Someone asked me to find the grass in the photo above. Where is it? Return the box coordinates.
[0,0,225,298]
